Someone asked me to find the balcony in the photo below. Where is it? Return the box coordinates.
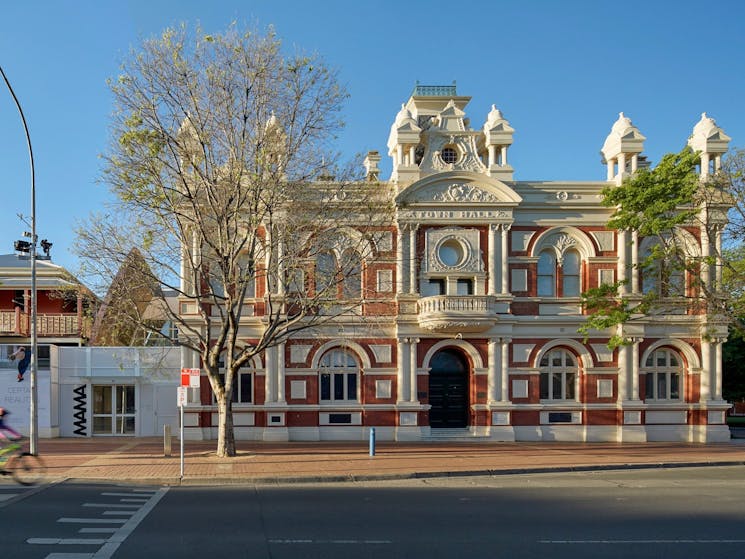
[0,310,82,337]
[417,295,497,333]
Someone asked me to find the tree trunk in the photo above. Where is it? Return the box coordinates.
[215,394,236,457]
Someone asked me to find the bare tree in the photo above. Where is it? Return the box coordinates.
[76,24,393,456]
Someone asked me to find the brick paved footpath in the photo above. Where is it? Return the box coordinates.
[22,437,745,485]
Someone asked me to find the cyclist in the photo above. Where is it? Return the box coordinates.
[0,407,21,441]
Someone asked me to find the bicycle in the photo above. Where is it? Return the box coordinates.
[0,438,46,485]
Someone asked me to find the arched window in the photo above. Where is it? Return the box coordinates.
[562,250,580,297]
[644,348,683,401]
[537,251,555,297]
[539,348,578,401]
[319,348,360,402]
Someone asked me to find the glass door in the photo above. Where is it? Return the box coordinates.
[92,385,136,435]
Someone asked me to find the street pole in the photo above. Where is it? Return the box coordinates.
[1,65,39,455]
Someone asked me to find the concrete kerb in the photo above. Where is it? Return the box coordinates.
[55,459,745,487]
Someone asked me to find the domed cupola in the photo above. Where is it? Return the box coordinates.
[687,112,731,178]
[600,112,646,184]
[483,104,515,181]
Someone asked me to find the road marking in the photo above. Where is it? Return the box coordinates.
[540,539,745,544]
[0,493,20,501]
[91,487,168,559]
[102,511,136,516]
[83,503,141,508]
[58,518,127,524]
[79,528,118,534]
[269,539,392,544]
[45,554,95,559]
[27,538,105,545]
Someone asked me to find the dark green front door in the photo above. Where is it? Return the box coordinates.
[429,349,469,428]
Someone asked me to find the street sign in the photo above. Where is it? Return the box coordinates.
[177,386,188,407]
[180,368,201,388]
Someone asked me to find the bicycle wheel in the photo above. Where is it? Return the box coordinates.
[6,452,46,485]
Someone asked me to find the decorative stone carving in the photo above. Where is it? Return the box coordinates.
[424,228,483,273]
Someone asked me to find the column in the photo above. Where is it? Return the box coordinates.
[408,225,418,294]
[607,158,615,181]
[714,338,724,400]
[264,346,276,404]
[618,153,627,177]
[408,146,416,166]
[500,146,508,166]
[631,153,639,173]
[409,338,419,403]
[631,231,639,294]
[700,153,711,178]
[277,342,286,403]
[277,236,285,296]
[487,339,499,403]
[500,225,510,294]
[618,230,628,295]
[630,338,642,400]
[617,343,629,401]
[488,145,496,167]
[397,338,410,403]
[487,225,498,295]
[715,227,723,289]
[700,339,711,402]
[500,338,510,402]
[396,227,405,294]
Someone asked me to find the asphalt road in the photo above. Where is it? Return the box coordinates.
[2,466,745,558]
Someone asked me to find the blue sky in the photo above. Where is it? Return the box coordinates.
[2,0,745,275]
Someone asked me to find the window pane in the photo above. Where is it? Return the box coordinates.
[562,251,580,274]
[93,386,112,414]
[334,373,345,400]
[645,373,655,399]
[320,373,330,401]
[347,373,357,400]
[316,252,336,293]
[239,373,252,403]
[670,373,680,399]
[342,250,361,299]
[552,372,563,399]
[456,279,473,295]
[539,355,549,367]
[537,252,555,297]
[540,373,549,399]
[552,353,562,367]
[563,276,580,297]
[565,373,575,399]
[657,374,667,399]
[565,354,575,367]
[657,351,666,367]
[669,353,679,367]
[645,355,654,367]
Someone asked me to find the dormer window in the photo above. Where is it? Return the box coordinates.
[440,146,459,165]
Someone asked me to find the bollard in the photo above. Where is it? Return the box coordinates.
[164,424,172,457]
[369,427,376,456]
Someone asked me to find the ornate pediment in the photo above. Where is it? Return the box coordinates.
[416,182,499,203]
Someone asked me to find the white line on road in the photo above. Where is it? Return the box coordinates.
[45,554,95,559]
[27,538,106,545]
[100,492,153,497]
[79,528,118,534]
[83,503,141,508]
[58,518,127,524]
[269,539,392,544]
[102,511,136,516]
[540,539,745,544]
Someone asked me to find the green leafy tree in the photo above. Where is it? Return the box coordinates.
[579,147,734,347]
[76,23,392,457]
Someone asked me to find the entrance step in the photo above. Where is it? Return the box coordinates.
[426,428,486,442]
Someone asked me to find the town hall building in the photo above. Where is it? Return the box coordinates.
[180,84,732,443]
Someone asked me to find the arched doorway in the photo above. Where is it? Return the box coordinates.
[428,348,469,428]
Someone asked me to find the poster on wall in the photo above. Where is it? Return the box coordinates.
[0,370,51,437]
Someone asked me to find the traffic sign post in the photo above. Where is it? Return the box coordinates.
[177,370,200,479]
